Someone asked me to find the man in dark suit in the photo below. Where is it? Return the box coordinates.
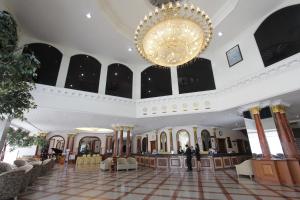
[185,144,192,171]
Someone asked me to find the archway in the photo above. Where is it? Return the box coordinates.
[142,137,148,153]
[160,132,167,152]
[201,129,211,151]
[176,130,190,152]
[78,136,101,155]
[48,135,65,154]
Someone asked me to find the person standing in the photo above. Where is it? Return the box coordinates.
[185,144,192,171]
[195,143,201,171]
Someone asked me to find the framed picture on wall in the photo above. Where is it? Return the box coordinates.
[226,44,243,67]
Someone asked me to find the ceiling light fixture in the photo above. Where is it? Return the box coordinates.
[128,47,133,52]
[134,1,213,67]
[75,127,113,134]
[86,13,92,19]
[218,32,223,36]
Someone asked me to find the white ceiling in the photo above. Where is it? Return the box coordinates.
[4,0,283,66]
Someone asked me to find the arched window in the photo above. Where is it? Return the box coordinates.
[201,129,211,151]
[176,130,190,152]
[65,54,101,93]
[105,63,133,98]
[22,43,62,86]
[255,4,300,67]
[177,58,216,94]
[48,135,65,154]
[78,136,101,155]
[141,66,172,98]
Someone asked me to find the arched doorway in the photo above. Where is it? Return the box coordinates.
[160,132,167,152]
[78,137,101,155]
[48,135,65,155]
[201,129,211,151]
[176,130,190,152]
[142,137,148,153]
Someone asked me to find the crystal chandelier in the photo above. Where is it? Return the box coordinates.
[134,1,213,67]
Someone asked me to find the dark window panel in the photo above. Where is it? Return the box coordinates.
[141,66,172,99]
[65,54,101,93]
[22,43,62,86]
[243,111,252,119]
[105,63,133,99]
[260,106,272,119]
[255,4,300,67]
[177,58,216,94]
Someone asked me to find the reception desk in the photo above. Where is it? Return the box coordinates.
[135,154,251,170]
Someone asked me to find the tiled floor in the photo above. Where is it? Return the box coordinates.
[20,165,300,200]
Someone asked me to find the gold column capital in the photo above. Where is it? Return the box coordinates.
[250,107,260,115]
[193,127,198,132]
[38,132,48,137]
[271,105,286,114]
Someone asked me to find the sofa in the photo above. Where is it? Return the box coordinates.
[29,161,42,185]
[117,158,128,171]
[235,159,254,181]
[18,164,33,192]
[127,157,138,170]
[0,162,13,174]
[100,157,112,171]
[0,169,25,200]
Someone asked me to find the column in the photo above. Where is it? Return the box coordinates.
[272,105,299,159]
[69,134,76,154]
[105,136,108,154]
[250,107,271,159]
[0,118,11,154]
[56,54,70,87]
[119,127,124,156]
[126,127,131,157]
[169,128,173,152]
[155,130,158,152]
[98,61,109,94]
[113,128,118,157]
[133,68,141,99]
[193,127,198,146]
[170,67,179,95]
[66,134,71,150]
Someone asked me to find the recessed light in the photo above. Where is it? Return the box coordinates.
[86,13,92,19]
[218,32,223,37]
[148,77,151,81]
[128,47,133,52]
[114,72,118,76]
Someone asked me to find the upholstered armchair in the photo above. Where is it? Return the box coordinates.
[14,159,27,167]
[127,157,138,170]
[29,161,42,185]
[18,164,34,192]
[0,162,13,174]
[76,156,84,165]
[0,169,25,200]
[40,159,52,176]
[100,157,112,171]
[235,159,254,181]
[117,158,128,171]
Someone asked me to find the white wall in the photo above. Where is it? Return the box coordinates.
[133,124,248,154]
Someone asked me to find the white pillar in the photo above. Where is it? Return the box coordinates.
[171,67,179,95]
[56,54,71,88]
[133,69,141,99]
[99,61,109,95]
[0,118,11,152]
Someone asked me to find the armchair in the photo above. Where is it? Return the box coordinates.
[14,159,27,167]
[29,161,42,185]
[18,164,33,192]
[0,162,13,174]
[100,158,112,171]
[127,157,138,170]
[235,159,253,181]
[117,158,128,171]
[0,169,25,200]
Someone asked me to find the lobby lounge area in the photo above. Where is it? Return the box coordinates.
[1,0,300,199]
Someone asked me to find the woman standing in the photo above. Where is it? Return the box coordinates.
[195,143,201,171]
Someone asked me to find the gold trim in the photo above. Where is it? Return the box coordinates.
[249,107,260,115]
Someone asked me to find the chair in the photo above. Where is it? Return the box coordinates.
[18,164,33,192]
[14,159,27,167]
[0,162,13,174]
[117,158,128,171]
[235,159,254,181]
[83,156,91,165]
[95,155,101,164]
[100,158,112,171]
[29,161,42,185]
[90,156,96,165]
[76,156,84,165]
[126,157,138,170]
[0,169,25,200]
[40,159,52,176]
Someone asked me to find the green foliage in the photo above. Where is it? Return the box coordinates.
[0,11,39,120]
[34,135,48,149]
[6,127,35,151]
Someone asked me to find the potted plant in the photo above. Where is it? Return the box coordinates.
[0,11,40,153]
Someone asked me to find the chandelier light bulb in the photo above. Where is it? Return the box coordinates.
[134,1,213,67]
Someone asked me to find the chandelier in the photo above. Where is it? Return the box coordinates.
[134,1,213,67]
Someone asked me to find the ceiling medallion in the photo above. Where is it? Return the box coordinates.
[134,1,213,67]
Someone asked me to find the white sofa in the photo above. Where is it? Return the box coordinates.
[100,158,112,171]
[235,159,253,181]
[127,157,138,170]
[117,158,128,171]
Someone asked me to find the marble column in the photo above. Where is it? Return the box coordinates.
[69,134,76,154]
[0,118,11,154]
[250,107,271,159]
[155,130,158,152]
[168,128,173,152]
[193,127,198,146]
[113,128,118,157]
[272,105,299,159]
[126,127,131,157]
[119,127,124,156]
[105,136,108,154]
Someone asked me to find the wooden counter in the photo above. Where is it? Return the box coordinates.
[135,154,250,170]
